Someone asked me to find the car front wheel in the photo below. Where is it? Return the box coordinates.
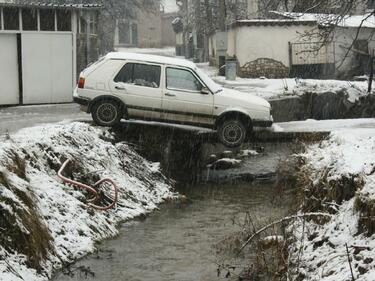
[92,100,122,126]
[217,119,248,147]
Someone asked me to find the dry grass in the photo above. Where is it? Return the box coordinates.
[0,167,54,273]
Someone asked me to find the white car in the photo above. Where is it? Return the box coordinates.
[73,52,273,147]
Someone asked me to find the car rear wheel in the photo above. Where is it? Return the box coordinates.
[92,100,122,126]
[217,118,248,147]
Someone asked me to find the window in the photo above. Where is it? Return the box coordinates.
[166,68,202,92]
[22,9,37,31]
[114,63,161,88]
[89,13,97,34]
[40,9,55,31]
[131,23,138,45]
[118,22,138,45]
[114,63,133,84]
[118,22,130,44]
[57,10,71,31]
[368,0,375,9]
[3,7,19,30]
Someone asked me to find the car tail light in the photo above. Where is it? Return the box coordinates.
[78,77,85,89]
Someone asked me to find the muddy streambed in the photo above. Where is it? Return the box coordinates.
[53,143,296,281]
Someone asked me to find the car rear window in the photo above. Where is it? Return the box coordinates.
[114,63,161,88]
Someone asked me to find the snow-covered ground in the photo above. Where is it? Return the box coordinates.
[288,127,375,280]
[197,62,371,102]
[276,118,375,132]
[0,122,175,281]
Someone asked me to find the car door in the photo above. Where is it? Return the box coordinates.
[161,66,214,125]
[109,62,163,120]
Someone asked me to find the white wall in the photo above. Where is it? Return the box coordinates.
[227,24,316,68]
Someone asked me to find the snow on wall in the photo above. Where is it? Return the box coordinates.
[0,122,175,281]
[288,128,375,280]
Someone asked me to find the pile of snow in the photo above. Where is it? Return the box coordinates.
[0,122,175,281]
[212,75,369,102]
[197,63,370,102]
[288,128,375,280]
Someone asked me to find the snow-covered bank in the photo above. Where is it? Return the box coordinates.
[198,62,370,102]
[288,128,375,280]
[0,122,175,281]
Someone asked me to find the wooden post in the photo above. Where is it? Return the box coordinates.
[368,51,374,93]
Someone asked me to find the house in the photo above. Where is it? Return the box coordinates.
[224,19,323,78]
[113,0,178,49]
[209,12,375,79]
[274,12,375,78]
[0,1,101,106]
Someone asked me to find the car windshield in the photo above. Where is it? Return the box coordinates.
[194,67,223,94]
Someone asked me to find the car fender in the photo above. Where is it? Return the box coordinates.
[215,107,253,129]
[88,95,127,116]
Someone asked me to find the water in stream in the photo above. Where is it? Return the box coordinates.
[53,181,293,281]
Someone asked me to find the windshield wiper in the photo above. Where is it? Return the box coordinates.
[215,89,223,94]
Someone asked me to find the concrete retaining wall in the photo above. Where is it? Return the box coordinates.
[270,91,375,122]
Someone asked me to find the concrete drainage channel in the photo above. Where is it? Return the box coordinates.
[51,122,328,281]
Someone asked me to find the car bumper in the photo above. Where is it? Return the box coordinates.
[73,96,91,113]
[253,120,273,127]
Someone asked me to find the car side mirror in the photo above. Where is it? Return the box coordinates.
[201,87,210,95]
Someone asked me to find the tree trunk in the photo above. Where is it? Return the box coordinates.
[219,0,226,31]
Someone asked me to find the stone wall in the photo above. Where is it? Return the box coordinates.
[239,58,289,78]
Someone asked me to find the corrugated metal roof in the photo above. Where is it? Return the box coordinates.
[0,1,102,10]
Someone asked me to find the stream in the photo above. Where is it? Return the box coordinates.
[53,143,296,281]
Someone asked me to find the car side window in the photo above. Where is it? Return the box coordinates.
[114,63,161,88]
[166,67,202,92]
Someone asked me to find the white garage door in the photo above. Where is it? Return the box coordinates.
[0,34,20,105]
[22,33,74,104]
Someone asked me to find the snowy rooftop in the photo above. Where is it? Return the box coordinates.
[230,19,317,28]
[271,11,375,29]
[0,1,102,10]
[161,0,179,14]
[107,52,196,69]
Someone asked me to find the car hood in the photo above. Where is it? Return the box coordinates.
[215,88,271,109]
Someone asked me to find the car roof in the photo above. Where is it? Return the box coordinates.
[106,52,197,69]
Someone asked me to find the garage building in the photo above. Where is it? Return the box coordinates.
[0,2,101,106]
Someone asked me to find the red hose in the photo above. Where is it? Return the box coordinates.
[58,159,118,211]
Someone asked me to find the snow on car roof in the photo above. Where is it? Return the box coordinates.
[106,52,197,69]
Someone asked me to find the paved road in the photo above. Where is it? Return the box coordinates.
[1,103,375,136]
[0,104,89,135]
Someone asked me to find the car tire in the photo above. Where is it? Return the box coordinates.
[91,99,123,126]
[217,118,248,148]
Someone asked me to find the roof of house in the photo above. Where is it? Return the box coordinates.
[228,19,317,28]
[161,0,179,14]
[271,11,375,29]
[106,52,196,69]
[0,1,102,10]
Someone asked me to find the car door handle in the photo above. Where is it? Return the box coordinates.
[115,86,125,90]
[165,93,176,97]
